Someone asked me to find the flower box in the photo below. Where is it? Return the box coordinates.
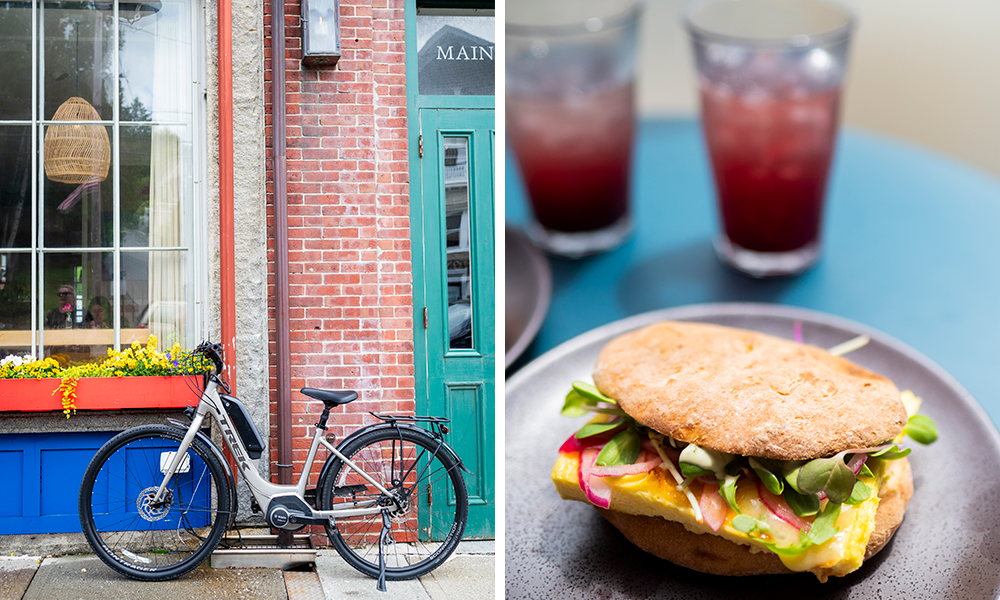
[0,376,205,412]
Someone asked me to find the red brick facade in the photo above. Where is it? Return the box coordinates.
[264,0,413,483]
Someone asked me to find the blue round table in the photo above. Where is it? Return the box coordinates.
[505,118,1000,427]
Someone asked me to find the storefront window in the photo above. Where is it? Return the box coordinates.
[0,0,200,362]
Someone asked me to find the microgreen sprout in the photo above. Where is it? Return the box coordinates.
[595,425,641,467]
[904,414,939,445]
[561,381,625,417]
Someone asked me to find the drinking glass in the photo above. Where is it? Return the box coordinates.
[507,0,641,258]
[685,0,855,277]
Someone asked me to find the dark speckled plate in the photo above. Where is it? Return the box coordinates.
[505,303,1000,600]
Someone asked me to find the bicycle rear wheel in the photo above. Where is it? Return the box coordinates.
[78,425,231,581]
[318,426,469,580]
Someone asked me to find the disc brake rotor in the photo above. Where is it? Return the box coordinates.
[137,486,172,522]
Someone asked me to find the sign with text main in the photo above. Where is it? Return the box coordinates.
[416,13,495,96]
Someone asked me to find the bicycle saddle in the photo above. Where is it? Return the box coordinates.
[300,388,359,406]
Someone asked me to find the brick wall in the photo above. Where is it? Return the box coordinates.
[264,0,412,486]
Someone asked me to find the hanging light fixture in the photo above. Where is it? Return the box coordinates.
[44,97,111,184]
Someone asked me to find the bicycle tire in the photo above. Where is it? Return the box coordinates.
[78,424,231,581]
[318,426,469,580]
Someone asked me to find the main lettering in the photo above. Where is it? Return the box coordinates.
[435,45,495,61]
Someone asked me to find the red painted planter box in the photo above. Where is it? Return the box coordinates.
[0,376,205,412]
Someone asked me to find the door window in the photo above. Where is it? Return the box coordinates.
[443,136,473,349]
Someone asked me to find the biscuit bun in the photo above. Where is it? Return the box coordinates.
[592,321,908,460]
[597,457,913,577]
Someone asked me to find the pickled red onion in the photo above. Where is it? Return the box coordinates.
[559,430,616,454]
[589,451,662,478]
[579,448,612,509]
[757,481,811,532]
[847,453,868,475]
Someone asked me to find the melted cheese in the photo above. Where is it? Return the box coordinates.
[551,452,885,582]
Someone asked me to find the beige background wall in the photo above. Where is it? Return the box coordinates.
[638,0,1000,176]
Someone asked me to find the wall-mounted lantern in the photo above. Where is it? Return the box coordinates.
[301,0,341,67]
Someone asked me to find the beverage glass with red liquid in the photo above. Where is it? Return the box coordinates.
[685,0,855,277]
[507,0,640,257]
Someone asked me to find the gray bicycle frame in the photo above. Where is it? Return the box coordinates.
[152,377,397,520]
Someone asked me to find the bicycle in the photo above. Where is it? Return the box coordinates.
[78,341,470,590]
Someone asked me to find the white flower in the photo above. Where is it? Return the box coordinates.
[2,354,34,367]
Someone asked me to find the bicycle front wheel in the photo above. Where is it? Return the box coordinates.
[318,426,469,580]
[78,425,232,581]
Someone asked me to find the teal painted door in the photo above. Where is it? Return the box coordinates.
[418,108,494,538]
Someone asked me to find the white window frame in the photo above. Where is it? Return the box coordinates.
[0,0,208,356]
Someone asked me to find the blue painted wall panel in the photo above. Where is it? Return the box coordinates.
[40,447,101,517]
[0,432,117,535]
[0,450,24,517]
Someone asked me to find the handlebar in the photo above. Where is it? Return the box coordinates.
[195,341,225,375]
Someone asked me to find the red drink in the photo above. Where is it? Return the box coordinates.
[701,85,841,253]
[507,84,634,234]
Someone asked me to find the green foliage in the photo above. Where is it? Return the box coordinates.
[595,426,641,467]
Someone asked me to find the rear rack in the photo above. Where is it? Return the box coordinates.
[370,413,451,435]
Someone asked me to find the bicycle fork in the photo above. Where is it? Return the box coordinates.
[151,411,207,505]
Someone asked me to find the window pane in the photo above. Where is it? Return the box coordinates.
[0,252,33,357]
[125,249,188,348]
[416,11,495,96]
[43,2,115,121]
[121,124,151,245]
[0,126,33,249]
[443,137,472,349]
[120,0,193,124]
[42,124,114,248]
[0,2,33,120]
[121,123,192,248]
[42,251,115,362]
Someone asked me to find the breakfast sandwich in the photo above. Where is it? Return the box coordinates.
[551,321,938,582]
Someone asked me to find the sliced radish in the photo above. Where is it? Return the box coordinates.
[699,482,727,532]
[590,451,662,478]
[579,448,612,509]
[757,481,811,532]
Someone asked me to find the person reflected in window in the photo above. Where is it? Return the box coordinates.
[45,284,76,329]
[85,296,111,329]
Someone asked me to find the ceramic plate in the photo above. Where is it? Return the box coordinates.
[505,303,1000,600]
[504,226,552,368]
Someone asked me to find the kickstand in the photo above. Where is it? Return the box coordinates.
[376,511,391,592]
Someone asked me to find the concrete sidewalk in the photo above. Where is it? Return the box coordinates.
[0,541,495,600]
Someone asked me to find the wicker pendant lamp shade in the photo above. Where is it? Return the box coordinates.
[44,97,111,184]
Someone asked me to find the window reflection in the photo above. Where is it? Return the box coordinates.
[43,125,115,249]
[444,137,473,350]
[0,4,32,120]
[43,4,115,121]
[41,252,114,362]
[0,127,33,249]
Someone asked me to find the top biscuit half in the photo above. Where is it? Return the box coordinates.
[592,321,908,460]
